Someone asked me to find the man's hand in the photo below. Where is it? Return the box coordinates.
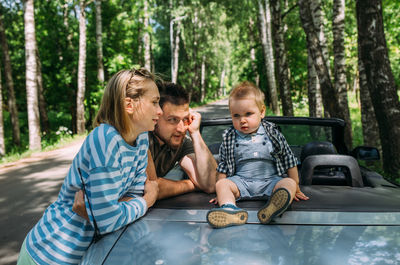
[72,190,89,221]
[143,179,159,208]
[187,110,201,134]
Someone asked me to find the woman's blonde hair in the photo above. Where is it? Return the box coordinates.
[229,81,266,111]
[93,68,155,136]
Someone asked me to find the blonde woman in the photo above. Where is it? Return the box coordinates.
[18,68,162,264]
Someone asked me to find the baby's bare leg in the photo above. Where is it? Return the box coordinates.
[215,178,240,206]
[273,178,297,203]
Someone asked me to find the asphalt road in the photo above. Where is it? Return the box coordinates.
[0,98,229,265]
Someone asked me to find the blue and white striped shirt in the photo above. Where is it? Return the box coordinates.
[25,124,149,264]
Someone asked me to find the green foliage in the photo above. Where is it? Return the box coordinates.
[0,0,399,183]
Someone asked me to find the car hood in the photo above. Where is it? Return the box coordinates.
[81,208,400,265]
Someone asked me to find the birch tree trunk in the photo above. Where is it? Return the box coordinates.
[24,0,41,150]
[257,0,279,114]
[171,20,182,83]
[200,55,206,102]
[63,2,77,133]
[77,0,88,134]
[95,0,104,83]
[36,47,50,135]
[0,63,5,156]
[270,0,293,116]
[0,7,20,146]
[333,0,352,148]
[308,0,329,118]
[358,59,381,152]
[143,0,151,70]
[299,0,349,147]
[307,53,323,118]
[219,64,225,98]
[357,0,400,179]
[249,18,260,87]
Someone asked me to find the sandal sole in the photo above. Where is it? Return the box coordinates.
[207,209,248,228]
[257,188,290,224]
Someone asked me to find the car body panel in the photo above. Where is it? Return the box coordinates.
[82,216,400,265]
[80,117,400,265]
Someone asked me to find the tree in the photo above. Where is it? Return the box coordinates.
[143,0,151,70]
[95,0,104,83]
[358,59,381,152]
[0,5,20,146]
[356,0,400,180]
[36,47,50,135]
[257,0,279,114]
[299,0,354,149]
[332,0,352,148]
[270,0,293,116]
[0,62,5,156]
[76,0,91,134]
[24,0,41,150]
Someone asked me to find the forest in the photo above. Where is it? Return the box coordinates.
[0,0,399,182]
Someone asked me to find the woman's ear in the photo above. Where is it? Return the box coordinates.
[125,98,135,114]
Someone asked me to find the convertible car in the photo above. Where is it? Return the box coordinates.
[81,116,400,265]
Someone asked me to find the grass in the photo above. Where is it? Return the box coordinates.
[0,133,87,165]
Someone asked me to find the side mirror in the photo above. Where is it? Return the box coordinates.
[351,146,380,161]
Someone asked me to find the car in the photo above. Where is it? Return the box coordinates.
[80,116,400,265]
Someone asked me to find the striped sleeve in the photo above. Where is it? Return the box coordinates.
[86,166,147,234]
[125,148,148,198]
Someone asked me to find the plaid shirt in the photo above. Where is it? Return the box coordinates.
[217,118,298,177]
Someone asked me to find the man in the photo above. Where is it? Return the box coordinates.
[148,82,217,199]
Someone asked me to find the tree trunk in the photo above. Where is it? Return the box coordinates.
[356,0,400,180]
[270,0,293,116]
[0,63,5,156]
[62,3,77,133]
[249,18,260,87]
[307,52,323,118]
[36,47,50,135]
[171,19,182,83]
[358,59,381,152]
[333,0,352,148]
[0,7,20,146]
[24,0,41,150]
[77,0,88,134]
[219,64,225,98]
[299,0,344,136]
[95,0,104,83]
[200,55,206,102]
[257,0,279,114]
[143,0,151,70]
[309,0,331,78]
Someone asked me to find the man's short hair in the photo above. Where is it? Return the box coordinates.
[157,81,190,108]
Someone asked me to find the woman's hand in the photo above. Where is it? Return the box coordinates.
[143,179,159,208]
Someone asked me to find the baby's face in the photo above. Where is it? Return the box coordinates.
[229,97,265,134]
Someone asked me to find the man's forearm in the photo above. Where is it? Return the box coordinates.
[156,177,195,199]
[190,131,218,193]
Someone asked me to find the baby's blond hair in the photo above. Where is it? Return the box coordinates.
[229,81,266,111]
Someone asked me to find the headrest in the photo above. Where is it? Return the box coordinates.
[300,141,337,163]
